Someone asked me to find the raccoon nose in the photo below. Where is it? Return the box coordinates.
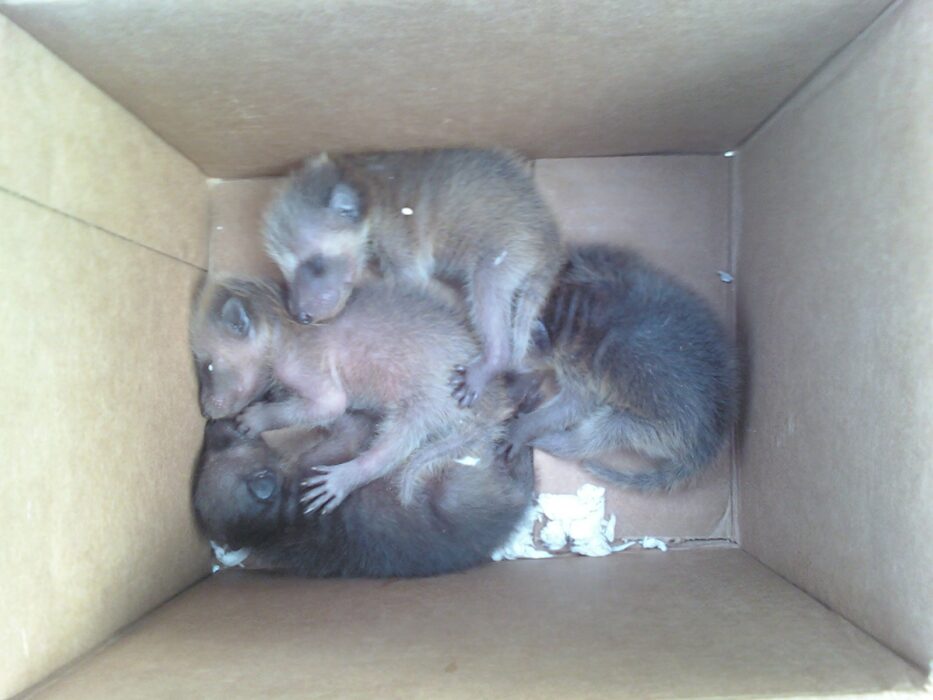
[297,312,314,325]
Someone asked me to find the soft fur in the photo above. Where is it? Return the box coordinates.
[263,148,565,407]
[507,245,739,490]
[190,275,513,511]
[193,416,534,578]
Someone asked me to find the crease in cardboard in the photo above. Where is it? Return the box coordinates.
[0,185,206,273]
[728,149,743,547]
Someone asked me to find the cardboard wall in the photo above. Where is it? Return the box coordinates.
[2,0,930,694]
[1,0,893,178]
[16,551,928,699]
[209,155,735,540]
[0,17,210,698]
[736,0,933,669]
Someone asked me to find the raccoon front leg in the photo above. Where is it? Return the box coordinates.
[503,389,590,458]
[300,408,426,514]
[451,260,516,407]
[236,397,344,437]
[532,409,673,463]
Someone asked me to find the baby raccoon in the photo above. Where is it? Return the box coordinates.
[192,416,534,578]
[506,245,739,490]
[262,148,565,407]
[189,275,512,513]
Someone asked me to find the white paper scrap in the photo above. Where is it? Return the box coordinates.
[491,504,553,561]
[640,536,669,552]
[611,540,638,552]
[612,537,669,553]
[538,484,614,556]
[210,540,251,570]
[539,519,569,551]
[490,484,672,561]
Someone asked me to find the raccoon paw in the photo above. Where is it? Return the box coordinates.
[300,462,364,514]
[449,360,494,408]
[235,403,271,438]
[499,414,536,459]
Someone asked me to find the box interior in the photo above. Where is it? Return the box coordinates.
[1,1,930,698]
[207,154,736,542]
[15,552,928,700]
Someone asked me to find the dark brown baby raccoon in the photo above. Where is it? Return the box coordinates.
[192,416,534,578]
[189,275,512,513]
[506,245,739,490]
[262,148,565,407]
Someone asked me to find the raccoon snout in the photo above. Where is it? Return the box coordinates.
[286,296,314,324]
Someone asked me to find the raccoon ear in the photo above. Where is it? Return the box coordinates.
[328,182,361,221]
[220,296,251,337]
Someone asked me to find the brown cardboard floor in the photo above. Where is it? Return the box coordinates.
[22,550,924,699]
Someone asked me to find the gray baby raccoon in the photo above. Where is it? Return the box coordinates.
[507,245,738,490]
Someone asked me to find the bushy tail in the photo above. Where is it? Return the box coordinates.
[581,458,698,492]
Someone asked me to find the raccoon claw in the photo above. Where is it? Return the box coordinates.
[300,464,358,514]
[451,384,478,408]
[501,420,534,460]
[499,435,528,461]
[301,489,339,515]
[449,362,488,408]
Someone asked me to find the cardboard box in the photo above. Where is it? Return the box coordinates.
[1,1,929,697]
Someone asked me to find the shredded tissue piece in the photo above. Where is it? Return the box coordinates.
[211,540,250,573]
[638,536,669,552]
[491,484,670,560]
[491,504,552,560]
